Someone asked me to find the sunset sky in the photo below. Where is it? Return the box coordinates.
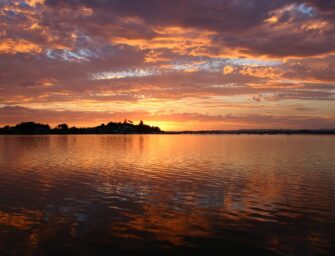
[0,0,334,130]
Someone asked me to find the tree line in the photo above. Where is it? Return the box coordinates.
[0,120,162,134]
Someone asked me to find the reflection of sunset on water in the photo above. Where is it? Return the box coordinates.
[0,135,334,254]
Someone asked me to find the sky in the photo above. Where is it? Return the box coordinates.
[0,0,334,130]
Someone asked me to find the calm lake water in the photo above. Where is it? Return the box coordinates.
[0,135,334,255]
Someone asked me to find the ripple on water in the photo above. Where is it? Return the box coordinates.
[0,135,334,255]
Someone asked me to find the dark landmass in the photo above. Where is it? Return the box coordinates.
[167,129,335,135]
[0,121,334,135]
[0,120,162,135]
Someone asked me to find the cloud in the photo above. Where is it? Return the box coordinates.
[240,66,283,79]
[223,65,234,75]
[0,39,43,54]
[18,78,57,88]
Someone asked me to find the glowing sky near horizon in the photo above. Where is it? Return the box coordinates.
[0,0,334,130]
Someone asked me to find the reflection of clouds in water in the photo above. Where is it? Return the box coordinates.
[0,135,334,254]
[0,210,42,230]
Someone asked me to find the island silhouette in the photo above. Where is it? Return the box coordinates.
[0,120,334,135]
[0,120,162,134]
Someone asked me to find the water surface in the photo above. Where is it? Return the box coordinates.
[0,135,334,255]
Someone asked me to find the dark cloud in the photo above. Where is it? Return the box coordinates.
[45,0,282,32]
[41,0,335,57]
[305,0,335,17]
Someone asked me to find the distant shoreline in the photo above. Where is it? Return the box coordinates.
[1,132,334,135]
[164,130,335,135]
[1,121,334,135]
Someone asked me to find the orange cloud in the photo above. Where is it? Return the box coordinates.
[112,25,215,57]
[25,0,45,7]
[240,66,283,79]
[19,78,57,88]
[0,39,42,54]
[223,65,234,75]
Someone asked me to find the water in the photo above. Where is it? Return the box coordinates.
[0,135,334,255]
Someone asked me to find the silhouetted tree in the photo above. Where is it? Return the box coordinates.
[14,122,50,134]
[56,124,68,130]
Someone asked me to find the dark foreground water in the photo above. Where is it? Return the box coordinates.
[0,135,334,255]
